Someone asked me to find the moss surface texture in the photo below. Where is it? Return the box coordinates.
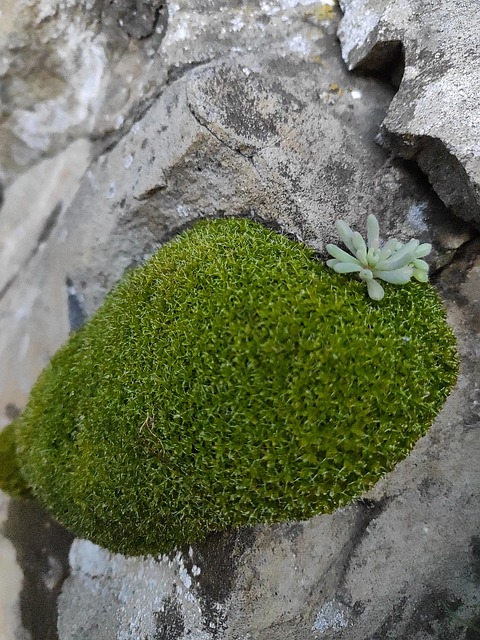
[3,218,458,555]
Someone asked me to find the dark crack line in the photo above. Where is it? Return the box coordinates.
[307,495,396,609]
[336,496,392,595]
[166,60,214,86]
[186,95,312,177]
[0,202,63,304]
[185,102,265,182]
[431,232,480,281]
[134,2,167,41]
[0,274,16,304]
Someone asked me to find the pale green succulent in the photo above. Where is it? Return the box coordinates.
[326,214,432,300]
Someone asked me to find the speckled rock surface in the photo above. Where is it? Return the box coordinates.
[0,0,167,185]
[21,13,472,323]
[0,1,478,639]
[338,0,480,227]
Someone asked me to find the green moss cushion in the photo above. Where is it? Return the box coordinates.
[0,422,31,498]
[10,218,457,555]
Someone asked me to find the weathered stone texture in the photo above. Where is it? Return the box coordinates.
[338,0,480,227]
[0,1,478,639]
[0,0,169,185]
[0,140,91,427]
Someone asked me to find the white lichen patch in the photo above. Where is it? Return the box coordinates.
[162,12,209,48]
[230,15,246,32]
[176,203,192,218]
[312,600,350,633]
[59,538,220,640]
[288,33,312,56]
[407,202,429,232]
[11,25,106,152]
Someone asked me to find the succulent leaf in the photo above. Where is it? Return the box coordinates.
[351,231,367,256]
[415,243,433,258]
[367,214,380,249]
[333,262,364,274]
[326,215,432,299]
[335,220,356,253]
[412,258,429,271]
[375,267,414,284]
[326,244,360,264]
[367,278,384,300]
[413,268,429,283]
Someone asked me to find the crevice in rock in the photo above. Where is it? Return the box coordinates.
[309,496,393,610]
[66,277,88,332]
[337,6,480,228]
[335,496,392,593]
[37,201,63,246]
[3,500,74,640]
[166,60,214,86]
[350,40,405,90]
[381,132,480,229]
[185,100,265,182]
[430,233,480,282]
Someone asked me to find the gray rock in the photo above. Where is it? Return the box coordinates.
[0,0,167,184]
[0,494,24,640]
[0,1,478,639]
[3,499,74,640]
[338,0,480,227]
[40,42,474,321]
[0,140,91,427]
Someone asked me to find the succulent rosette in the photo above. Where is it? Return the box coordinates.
[326,214,432,300]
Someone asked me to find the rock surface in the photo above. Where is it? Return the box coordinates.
[0,140,91,428]
[0,0,167,185]
[0,495,23,640]
[0,1,479,639]
[338,0,480,227]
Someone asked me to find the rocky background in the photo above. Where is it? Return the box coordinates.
[0,1,479,639]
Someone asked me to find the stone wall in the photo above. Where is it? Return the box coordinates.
[0,1,479,639]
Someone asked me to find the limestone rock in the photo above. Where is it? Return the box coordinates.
[338,0,480,227]
[0,495,23,640]
[0,1,478,639]
[0,0,167,185]
[0,140,91,427]
[40,41,473,320]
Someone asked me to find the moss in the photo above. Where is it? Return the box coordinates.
[0,422,32,498]
[12,218,458,555]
